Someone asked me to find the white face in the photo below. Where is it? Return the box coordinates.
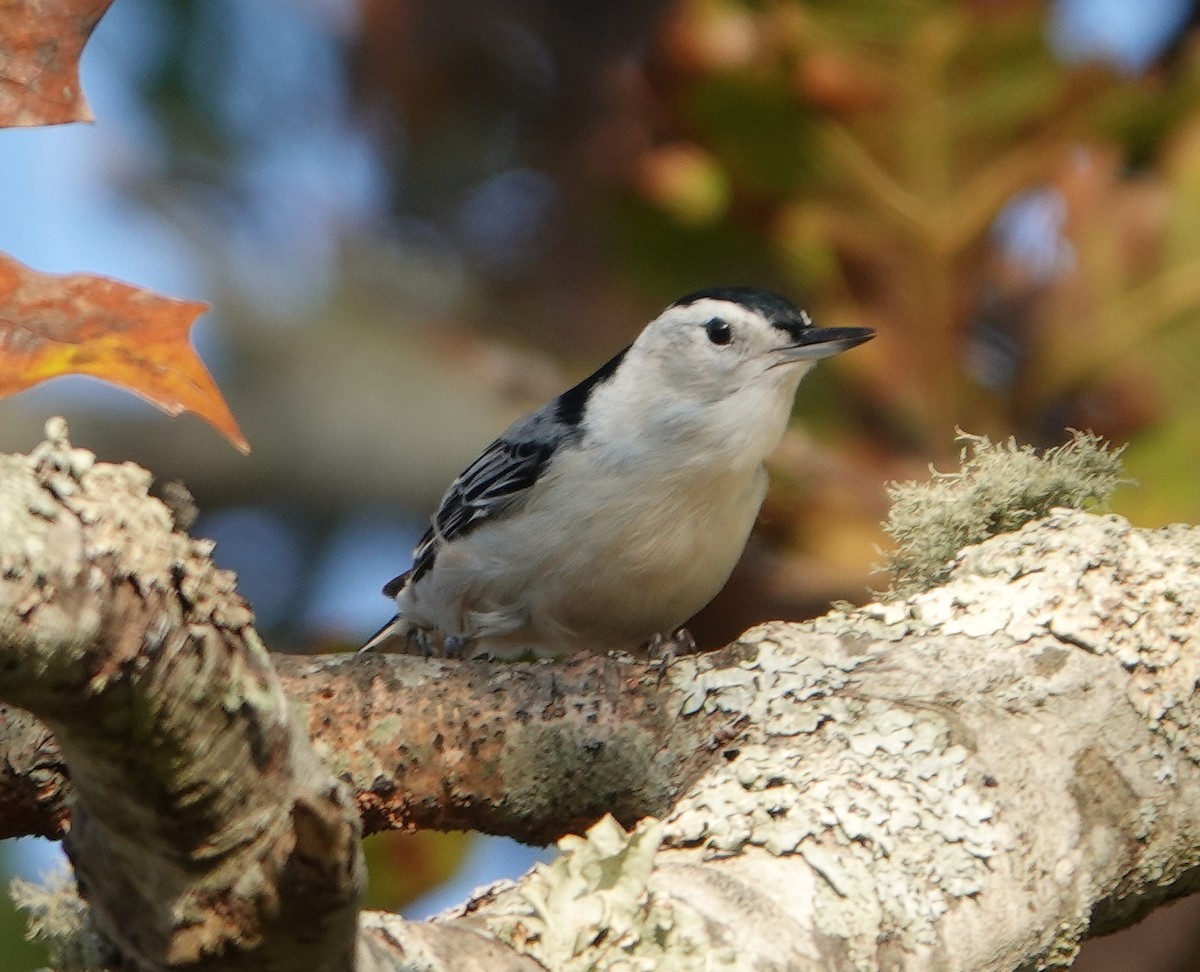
[581,291,869,463]
[634,297,818,405]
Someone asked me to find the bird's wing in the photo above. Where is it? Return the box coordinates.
[383,434,559,595]
[380,348,628,599]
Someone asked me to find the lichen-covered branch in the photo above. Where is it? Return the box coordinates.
[402,509,1200,971]
[0,421,364,971]
[4,424,1200,972]
[274,650,726,844]
[0,640,733,846]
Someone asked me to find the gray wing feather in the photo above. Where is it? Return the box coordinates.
[380,346,630,600]
[383,412,569,595]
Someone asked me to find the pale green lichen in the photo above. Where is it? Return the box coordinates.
[881,430,1126,597]
[501,723,662,825]
[676,626,862,733]
[907,510,1200,761]
[663,627,1004,969]
[481,814,735,971]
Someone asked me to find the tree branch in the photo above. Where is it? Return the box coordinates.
[0,635,739,846]
[0,421,363,970]
[274,650,730,843]
[4,425,1200,971]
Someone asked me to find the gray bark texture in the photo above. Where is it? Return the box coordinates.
[2,420,1200,972]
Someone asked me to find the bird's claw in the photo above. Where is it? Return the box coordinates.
[669,626,697,655]
[647,626,699,682]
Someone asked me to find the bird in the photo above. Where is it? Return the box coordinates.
[361,287,873,660]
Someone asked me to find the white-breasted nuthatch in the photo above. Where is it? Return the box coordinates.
[362,287,873,660]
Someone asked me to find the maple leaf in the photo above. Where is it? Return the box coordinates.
[0,253,250,453]
[0,0,114,128]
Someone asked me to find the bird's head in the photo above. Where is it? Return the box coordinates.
[634,287,873,406]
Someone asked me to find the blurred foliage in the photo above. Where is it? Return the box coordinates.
[612,0,1200,534]
[362,829,471,913]
[348,0,1200,612]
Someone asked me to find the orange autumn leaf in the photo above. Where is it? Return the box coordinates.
[0,253,250,453]
[0,0,114,127]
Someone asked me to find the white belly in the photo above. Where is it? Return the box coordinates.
[399,452,769,659]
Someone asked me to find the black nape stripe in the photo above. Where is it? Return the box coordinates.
[554,346,629,426]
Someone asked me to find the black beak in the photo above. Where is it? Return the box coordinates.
[774,326,874,364]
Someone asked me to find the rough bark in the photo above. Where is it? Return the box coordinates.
[0,421,364,971]
[273,650,732,844]
[0,633,740,847]
[3,425,1200,971]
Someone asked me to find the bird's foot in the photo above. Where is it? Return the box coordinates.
[646,626,699,679]
[646,626,698,655]
[669,626,698,655]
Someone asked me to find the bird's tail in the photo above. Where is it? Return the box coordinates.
[358,615,402,653]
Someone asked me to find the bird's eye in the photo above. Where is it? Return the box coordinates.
[705,318,732,346]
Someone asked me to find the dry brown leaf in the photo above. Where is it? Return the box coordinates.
[0,0,114,127]
[0,253,250,453]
